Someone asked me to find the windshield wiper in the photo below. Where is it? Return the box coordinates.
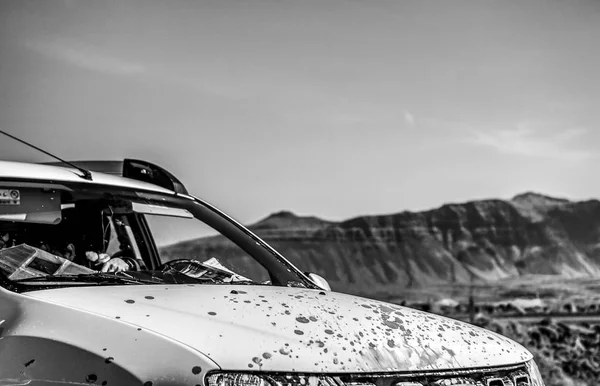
[227,279,263,285]
[15,272,164,285]
[286,280,308,288]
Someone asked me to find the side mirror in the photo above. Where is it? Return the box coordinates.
[306,272,331,291]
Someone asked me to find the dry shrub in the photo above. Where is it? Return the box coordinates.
[476,318,594,386]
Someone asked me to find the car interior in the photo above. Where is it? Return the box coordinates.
[0,184,273,287]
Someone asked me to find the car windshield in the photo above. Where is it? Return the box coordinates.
[0,182,316,291]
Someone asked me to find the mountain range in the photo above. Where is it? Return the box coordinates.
[162,192,600,298]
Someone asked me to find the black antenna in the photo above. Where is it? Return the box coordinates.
[0,130,93,181]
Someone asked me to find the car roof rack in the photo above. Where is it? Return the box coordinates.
[41,159,189,195]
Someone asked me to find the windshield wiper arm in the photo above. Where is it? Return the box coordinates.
[15,273,163,285]
[227,280,262,285]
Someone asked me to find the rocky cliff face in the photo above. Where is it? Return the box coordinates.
[162,193,600,297]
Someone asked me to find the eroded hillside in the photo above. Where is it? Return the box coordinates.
[162,193,600,297]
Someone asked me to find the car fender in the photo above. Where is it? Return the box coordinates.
[0,287,219,386]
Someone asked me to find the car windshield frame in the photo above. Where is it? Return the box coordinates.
[0,178,319,292]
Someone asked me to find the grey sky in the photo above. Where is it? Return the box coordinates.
[1,0,599,224]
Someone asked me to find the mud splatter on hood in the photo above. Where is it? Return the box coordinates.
[27,285,532,373]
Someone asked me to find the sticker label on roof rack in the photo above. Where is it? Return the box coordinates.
[0,190,20,205]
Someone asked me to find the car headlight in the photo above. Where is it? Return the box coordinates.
[525,359,545,386]
[207,373,338,386]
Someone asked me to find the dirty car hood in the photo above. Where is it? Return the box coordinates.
[26,285,532,373]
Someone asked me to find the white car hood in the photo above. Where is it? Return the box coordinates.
[26,285,532,373]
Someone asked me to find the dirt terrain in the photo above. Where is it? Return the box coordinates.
[386,275,600,308]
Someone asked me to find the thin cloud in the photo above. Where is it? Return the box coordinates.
[403,110,416,128]
[464,123,593,161]
[23,38,254,101]
[25,39,146,76]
